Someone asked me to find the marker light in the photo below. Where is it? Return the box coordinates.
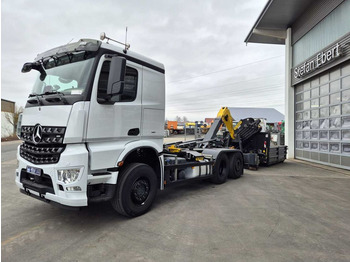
[66,186,82,191]
[100,32,106,41]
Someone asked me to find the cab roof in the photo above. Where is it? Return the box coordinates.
[34,38,165,73]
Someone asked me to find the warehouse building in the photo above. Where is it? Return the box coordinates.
[206,108,284,124]
[228,107,284,123]
[245,0,350,170]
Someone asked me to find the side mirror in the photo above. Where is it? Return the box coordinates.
[21,62,47,81]
[21,63,33,73]
[107,57,126,96]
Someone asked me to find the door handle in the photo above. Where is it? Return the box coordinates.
[128,128,140,136]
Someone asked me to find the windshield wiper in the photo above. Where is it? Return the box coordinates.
[43,91,68,104]
[43,91,65,96]
[28,93,43,105]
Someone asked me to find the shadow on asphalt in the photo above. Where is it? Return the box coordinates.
[18,166,283,227]
[31,177,244,224]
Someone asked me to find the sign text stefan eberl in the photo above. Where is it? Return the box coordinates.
[294,43,341,79]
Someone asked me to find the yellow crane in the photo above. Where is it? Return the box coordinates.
[216,107,242,140]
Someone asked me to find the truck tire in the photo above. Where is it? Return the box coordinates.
[111,163,158,217]
[229,153,243,179]
[211,153,229,184]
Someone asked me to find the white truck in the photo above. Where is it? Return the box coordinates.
[16,36,244,217]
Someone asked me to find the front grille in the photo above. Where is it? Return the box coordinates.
[20,143,66,164]
[20,125,66,165]
[20,168,54,194]
[21,126,65,144]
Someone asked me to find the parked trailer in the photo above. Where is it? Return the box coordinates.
[222,116,287,169]
[16,36,244,218]
[169,107,287,170]
[239,131,287,169]
[166,121,184,135]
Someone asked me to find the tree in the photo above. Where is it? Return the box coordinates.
[5,106,23,135]
[182,116,188,122]
[175,116,183,122]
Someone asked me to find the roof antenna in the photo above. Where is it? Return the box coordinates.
[123,27,128,54]
[100,31,130,53]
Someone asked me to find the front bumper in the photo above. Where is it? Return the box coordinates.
[16,143,89,207]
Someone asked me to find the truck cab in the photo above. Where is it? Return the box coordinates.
[16,39,165,209]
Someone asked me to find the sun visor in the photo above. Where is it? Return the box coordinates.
[34,39,101,62]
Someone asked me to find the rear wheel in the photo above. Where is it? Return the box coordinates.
[211,154,229,184]
[111,163,158,217]
[229,153,244,179]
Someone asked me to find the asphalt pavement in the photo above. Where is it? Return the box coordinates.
[2,140,350,262]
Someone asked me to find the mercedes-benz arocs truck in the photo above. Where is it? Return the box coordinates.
[16,36,244,217]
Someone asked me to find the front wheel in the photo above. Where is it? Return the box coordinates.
[111,163,158,217]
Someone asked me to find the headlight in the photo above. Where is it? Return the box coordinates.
[57,168,81,184]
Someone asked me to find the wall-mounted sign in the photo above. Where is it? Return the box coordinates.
[294,43,342,79]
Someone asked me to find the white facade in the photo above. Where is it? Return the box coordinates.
[1,112,14,138]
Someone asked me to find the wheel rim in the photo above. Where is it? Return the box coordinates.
[131,177,150,206]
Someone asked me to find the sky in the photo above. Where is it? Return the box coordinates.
[1,0,285,121]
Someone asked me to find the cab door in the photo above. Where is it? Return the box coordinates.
[86,55,142,142]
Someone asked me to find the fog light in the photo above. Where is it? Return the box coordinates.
[66,186,82,191]
[57,168,81,184]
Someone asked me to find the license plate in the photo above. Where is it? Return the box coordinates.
[26,166,42,176]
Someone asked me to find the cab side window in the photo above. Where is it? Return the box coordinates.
[97,61,138,103]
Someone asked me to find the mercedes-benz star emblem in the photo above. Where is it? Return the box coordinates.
[32,124,43,144]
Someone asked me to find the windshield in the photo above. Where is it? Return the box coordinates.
[31,57,94,96]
